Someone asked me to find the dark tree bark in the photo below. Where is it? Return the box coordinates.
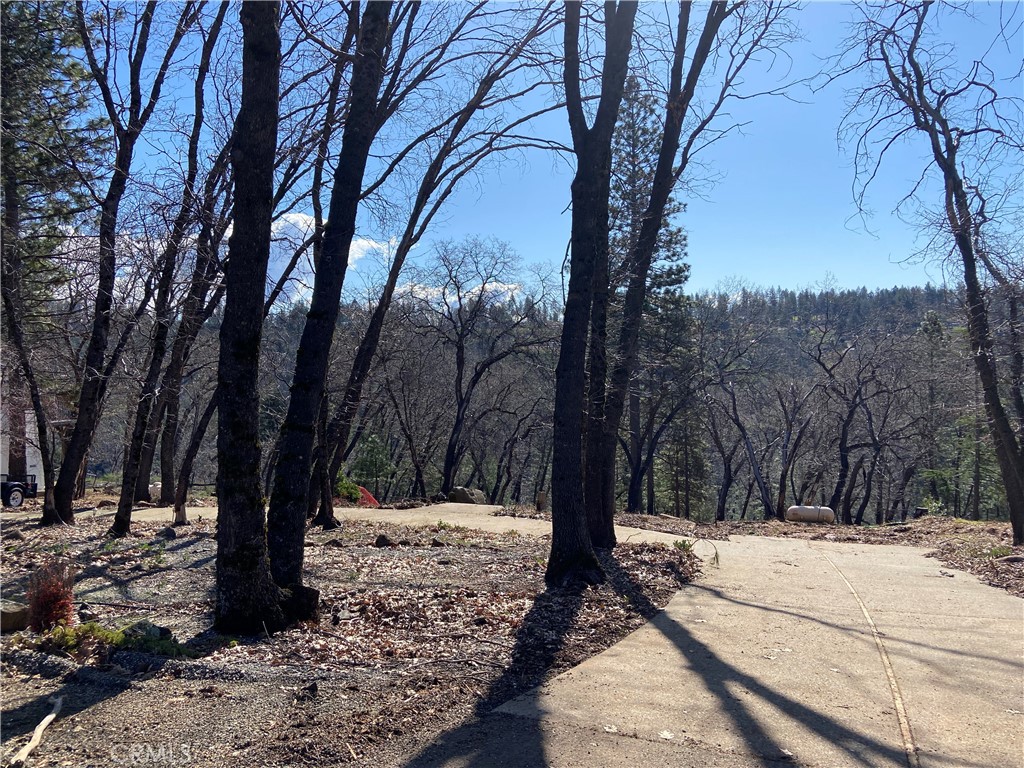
[2,284,58,521]
[708,411,741,522]
[625,389,643,512]
[828,396,861,513]
[1,141,59,521]
[174,392,217,524]
[842,455,866,525]
[547,1,637,586]
[136,152,230,506]
[587,1,735,546]
[854,452,879,526]
[215,0,288,633]
[266,1,393,590]
[1007,294,1024,428]
[888,463,915,522]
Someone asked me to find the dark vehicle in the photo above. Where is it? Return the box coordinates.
[1,474,38,508]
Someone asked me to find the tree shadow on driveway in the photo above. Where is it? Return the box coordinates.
[602,556,993,768]
[401,550,992,768]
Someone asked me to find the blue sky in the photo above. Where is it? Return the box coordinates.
[424,1,1021,294]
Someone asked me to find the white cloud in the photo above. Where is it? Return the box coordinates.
[348,236,394,268]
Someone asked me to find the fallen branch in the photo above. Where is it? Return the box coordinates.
[11,695,63,767]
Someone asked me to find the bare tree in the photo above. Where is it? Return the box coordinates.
[266,0,393,590]
[404,239,553,494]
[839,0,1024,542]
[48,1,201,523]
[312,4,562,524]
[110,2,229,537]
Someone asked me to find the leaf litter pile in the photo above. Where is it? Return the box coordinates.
[1,511,698,767]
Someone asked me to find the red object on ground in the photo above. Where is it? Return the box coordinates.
[357,486,380,508]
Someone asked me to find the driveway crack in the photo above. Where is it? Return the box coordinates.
[818,549,920,768]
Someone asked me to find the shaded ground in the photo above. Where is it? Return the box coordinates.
[0,511,698,768]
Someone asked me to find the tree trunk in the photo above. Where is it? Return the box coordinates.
[215,0,288,633]
[592,1,731,542]
[584,220,612,543]
[2,166,59,521]
[173,392,217,525]
[266,1,392,589]
[52,150,130,523]
[829,403,859,512]
[955,215,1024,542]
[842,455,866,525]
[2,291,58,521]
[111,5,226,536]
[57,1,196,523]
[548,2,636,584]
[1008,294,1024,427]
[884,1,1024,543]
[646,454,656,516]
[854,453,877,526]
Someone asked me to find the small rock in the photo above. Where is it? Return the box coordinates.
[1,600,29,632]
[294,681,318,702]
[430,537,446,547]
[448,486,487,504]
[96,499,116,509]
[124,620,172,640]
[4,529,25,542]
[323,538,345,548]
[157,526,177,540]
[374,534,396,548]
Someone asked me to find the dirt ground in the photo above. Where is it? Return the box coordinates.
[0,505,698,768]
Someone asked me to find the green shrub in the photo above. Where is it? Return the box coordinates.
[334,475,361,503]
[43,621,198,661]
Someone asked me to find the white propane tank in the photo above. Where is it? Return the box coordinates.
[785,505,835,523]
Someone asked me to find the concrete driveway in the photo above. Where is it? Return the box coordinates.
[338,505,1022,768]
